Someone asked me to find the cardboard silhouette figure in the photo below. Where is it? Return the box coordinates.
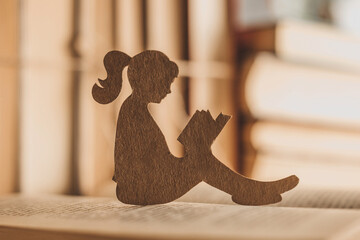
[92,50,299,205]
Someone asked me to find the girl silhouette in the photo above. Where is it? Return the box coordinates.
[92,50,299,205]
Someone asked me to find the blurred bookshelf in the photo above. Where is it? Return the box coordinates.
[1,0,360,198]
[0,0,237,197]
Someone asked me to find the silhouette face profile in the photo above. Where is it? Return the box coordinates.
[128,51,179,103]
[154,75,173,102]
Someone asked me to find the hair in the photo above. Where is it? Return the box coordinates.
[92,51,131,104]
[92,50,179,104]
[128,51,179,92]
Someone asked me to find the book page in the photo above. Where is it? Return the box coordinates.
[178,182,360,209]
[276,187,360,209]
[176,181,235,204]
[1,195,360,240]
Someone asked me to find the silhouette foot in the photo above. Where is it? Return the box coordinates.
[231,175,299,205]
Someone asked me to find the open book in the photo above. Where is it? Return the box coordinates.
[2,185,360,240]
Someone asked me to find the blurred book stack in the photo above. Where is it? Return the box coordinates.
[237,19,360,190]
[0,0,18,194]
[19,0,74,194]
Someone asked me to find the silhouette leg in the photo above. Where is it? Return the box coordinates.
[198,153,298,205]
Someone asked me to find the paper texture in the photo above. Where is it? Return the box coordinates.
[1,195,360,240]
[178,182,360,209]
[277,187,360,209]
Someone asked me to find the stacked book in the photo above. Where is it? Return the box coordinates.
[237,19,360,190]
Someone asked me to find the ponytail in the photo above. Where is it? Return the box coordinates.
[92,51,131,104]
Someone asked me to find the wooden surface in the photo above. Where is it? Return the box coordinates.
[93,50,299,205]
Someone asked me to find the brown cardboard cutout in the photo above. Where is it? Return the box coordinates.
[92,50,299,205]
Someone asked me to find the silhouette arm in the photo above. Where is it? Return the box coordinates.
[178,110,230,152]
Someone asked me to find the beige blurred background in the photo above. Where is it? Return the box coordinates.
[1,0,360,198]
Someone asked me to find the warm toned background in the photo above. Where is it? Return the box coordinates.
[1,0,360,198]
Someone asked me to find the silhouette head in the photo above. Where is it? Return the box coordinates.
[92,50,178,105]
[128,51,179,103]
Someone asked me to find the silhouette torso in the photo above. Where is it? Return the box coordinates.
[114,94,198,204]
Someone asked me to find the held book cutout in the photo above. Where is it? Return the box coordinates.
[92,50,299,205]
